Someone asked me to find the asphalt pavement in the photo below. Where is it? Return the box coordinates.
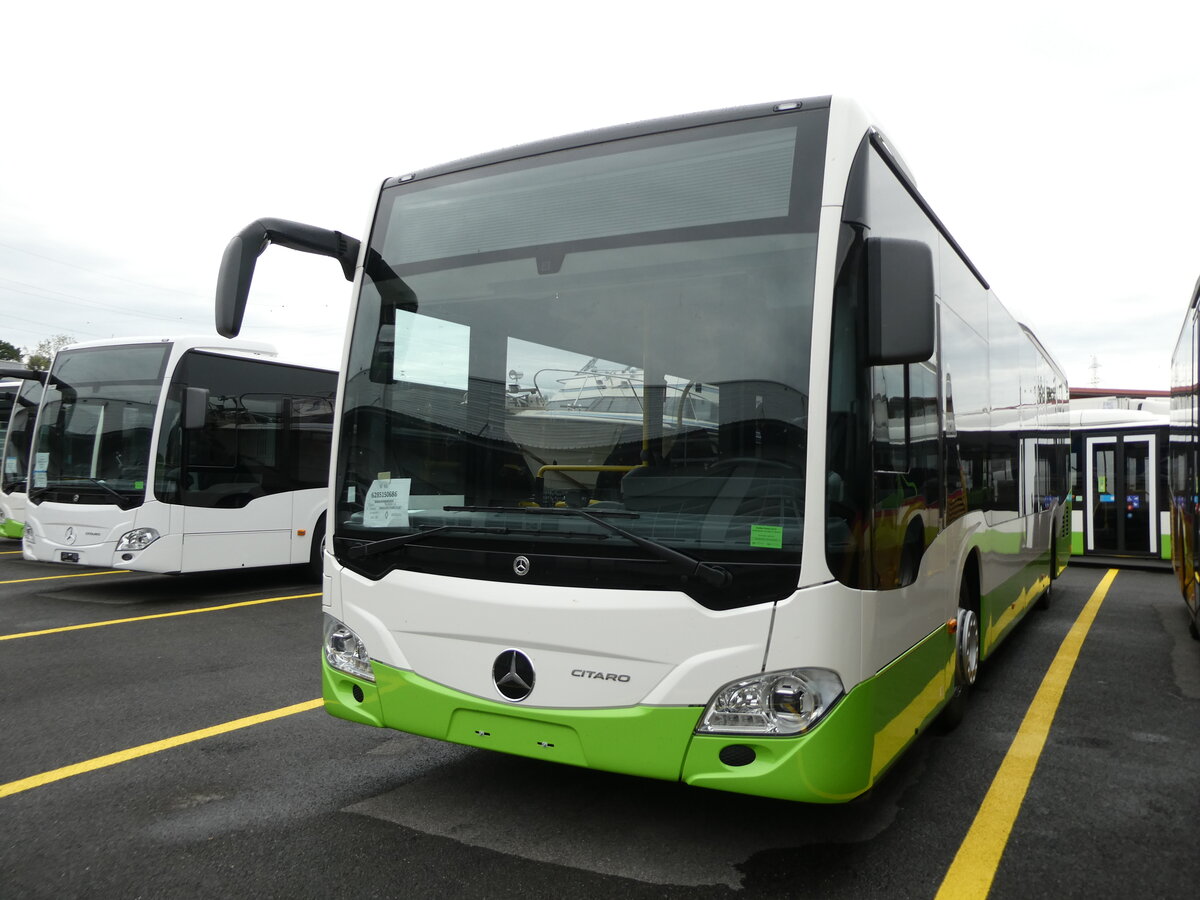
[1,547,1197,899]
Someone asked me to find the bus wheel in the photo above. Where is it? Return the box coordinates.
[939,582,979,732]
[1190,611,1200,641]
[305,517,326,584]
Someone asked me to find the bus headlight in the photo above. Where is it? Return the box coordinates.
[323,617,375,683]
[696,668,844,736]
[23,524,35,546]
[116,528,160,551]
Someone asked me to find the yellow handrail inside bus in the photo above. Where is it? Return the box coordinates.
[534,464,642,480]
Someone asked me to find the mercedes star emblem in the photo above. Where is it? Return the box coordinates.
[492,649,535,701]
[64,526,76,546]
[513,555,531,577]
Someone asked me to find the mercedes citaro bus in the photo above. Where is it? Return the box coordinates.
[215,96,1069,802]
[22,336,335,579]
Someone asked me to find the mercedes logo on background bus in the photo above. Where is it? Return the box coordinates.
[513,555,531,577]
[492,649,535,701]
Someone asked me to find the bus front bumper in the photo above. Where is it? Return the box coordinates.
[322,657,892,803]
[22,532,184,573]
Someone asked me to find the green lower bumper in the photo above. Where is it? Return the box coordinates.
[0,518,23,540]
[323,622,955,804]
[323,659,700,781]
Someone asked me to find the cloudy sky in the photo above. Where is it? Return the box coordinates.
[2,1,1197,390]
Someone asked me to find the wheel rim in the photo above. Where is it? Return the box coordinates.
[956,608,979,686]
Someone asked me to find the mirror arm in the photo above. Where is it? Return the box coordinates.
[215,218,360,338]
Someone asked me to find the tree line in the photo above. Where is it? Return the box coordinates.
[0,335,75,371]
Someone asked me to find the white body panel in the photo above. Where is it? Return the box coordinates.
[327,557,874,707]
[23,488,326,573]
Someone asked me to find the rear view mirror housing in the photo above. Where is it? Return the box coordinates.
[184,387,210,430]
[866,237,935,365]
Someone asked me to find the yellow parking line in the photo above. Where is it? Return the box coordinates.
[0,699,324,798]
[0,592,321,641]
[935,568,1118,900]
[0,569,132,585]
[0,550,23,555]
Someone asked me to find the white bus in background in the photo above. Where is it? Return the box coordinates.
[22,336,336,579]
[0,366,49,540]
[1068,405,1169,563]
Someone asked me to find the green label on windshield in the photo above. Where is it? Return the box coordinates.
[750,524,783,549]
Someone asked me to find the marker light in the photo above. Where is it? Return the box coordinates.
[116,527,160,551]
[323,617,375,683]
[696,668,844,736]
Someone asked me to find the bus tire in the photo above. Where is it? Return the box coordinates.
[304,516,326,584]
[939,573,980,733]
[1189,611,1200,641]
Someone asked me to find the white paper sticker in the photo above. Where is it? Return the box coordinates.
[363,478,411,528]
[35,452,49,472]
[4,457,16,474]
[33,471,48,488]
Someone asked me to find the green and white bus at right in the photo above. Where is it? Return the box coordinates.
[1169,276,1200,640]
[217,95,1070,802]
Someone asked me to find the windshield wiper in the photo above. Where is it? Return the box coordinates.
[30,476,133,508]
[345,524,510,559]
[446,506,732,588]
[345,523,626,559]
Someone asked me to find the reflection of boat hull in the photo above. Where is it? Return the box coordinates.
[505,366,719,492]
[505,410,643,488]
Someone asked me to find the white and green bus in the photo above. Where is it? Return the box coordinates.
[216,96,1069,802]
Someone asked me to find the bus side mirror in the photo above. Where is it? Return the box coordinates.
[866,237,935,365]
[215,218,361,338]
[184,387,210,430]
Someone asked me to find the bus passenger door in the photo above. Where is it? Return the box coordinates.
[177,399,295,572]
[1085,434,1156,557]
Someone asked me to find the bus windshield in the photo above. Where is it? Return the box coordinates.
[31,343,169,507]
[2,379,43,494]
[336,114,827,593]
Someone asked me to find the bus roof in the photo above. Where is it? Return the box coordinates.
[381,96,855,190]
[58,335,279,360]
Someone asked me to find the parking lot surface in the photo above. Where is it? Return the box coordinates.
[1,548,1197,898]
